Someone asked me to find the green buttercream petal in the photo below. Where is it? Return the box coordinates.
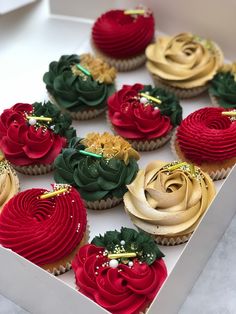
[141,85,182,126]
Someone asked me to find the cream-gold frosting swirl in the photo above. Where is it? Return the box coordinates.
[124,161,216,237]
[0,157,19,212]
[146,33,223,88]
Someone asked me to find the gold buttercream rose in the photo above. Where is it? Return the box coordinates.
[124,160,215,238]
[0,157,19,212]
[146,33,223,88]
[71,53,116,84]
[81,132,140,164]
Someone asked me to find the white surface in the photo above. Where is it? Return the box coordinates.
[0,0,36,14]
[0,1,235,313]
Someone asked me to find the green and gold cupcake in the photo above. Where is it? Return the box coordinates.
[43,53,116,120]
[54,132,140,209]
[209,62,236,108]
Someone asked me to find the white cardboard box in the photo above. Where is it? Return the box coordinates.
[0,0,37,14]
[0,1,235,313]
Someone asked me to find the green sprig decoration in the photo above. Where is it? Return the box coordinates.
[92,227,164,265]
[140,85,182,126]
[32,101,76,140]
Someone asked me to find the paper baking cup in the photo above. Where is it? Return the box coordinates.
[107,112,173,151]
[64,107,106,120]
[85,196,122,210]
[48,93,106,120]
[13,163,54,175]
[170,130,233,180]
[92,44,146,72]
[44,225,90,276]
[128,132,173,151]
[209,92,220,107]
[154,233,192,246]
[151,74,209,99]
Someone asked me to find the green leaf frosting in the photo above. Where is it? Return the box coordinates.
[209,72,236,108]
[32,101,76,140]
[141,85,182,126]
[54,138,139,201]
[92,227,164,265]
[43,54,115,112]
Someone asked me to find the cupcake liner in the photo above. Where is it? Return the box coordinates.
[135,225,192,246]
[92,43,146,72]
[13,163,54,175]
[209,92,221,107]
[154,233,192,246]
[48,93,106,120]
[65,107,106,120]
[127,132,173,151]
[151,74,209,99]
[170,130,233,180]
[107,112,173,151]
[85,196,122,210]
[44,225,90,276]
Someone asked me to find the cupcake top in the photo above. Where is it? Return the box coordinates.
[146,33,223,88]
[54,132,140,202]
[176,107,236,164]
[0,154,19,212]
[72,227,167,314]
[0,184,87,267]
[108,83,182,140]
[43,54,116,113]
[124,161,216,238]
[92,7,154,59]
[209,62,236,108]
[0,102,76,166]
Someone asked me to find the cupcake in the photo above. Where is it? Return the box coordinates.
[43,53,116,120]
[209,62,236,108]
[146,33,223,98]
[92,6,154,71]
[0,184,88,275]
[0,154,19,213]
[0,102,76,175]
[72,227,167,314]
[173,107,236,180]
[54,132,140,210]
[124,161,216,245]
[107,83,182,151]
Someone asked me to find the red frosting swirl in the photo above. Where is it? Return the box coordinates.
[72,244,167,314]
[0,186,87,266]
[176,107,236,163]
[108,84,172,140]
[92,10,154,59]
[0,103,67,166]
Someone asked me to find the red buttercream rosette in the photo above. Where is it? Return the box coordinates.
[176,107,236,163]
[0,185,87,266]
[0,103,67,166]
[108,83,172,140]
[72,244,167,314]
[92,10,154,59]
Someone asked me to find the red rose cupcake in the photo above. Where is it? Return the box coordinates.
[92,6,155,71]
[172,107,236,180]
[108,83,182,151]
[0,184,88,275]
[72,227,167,314]
[0,101,76,175]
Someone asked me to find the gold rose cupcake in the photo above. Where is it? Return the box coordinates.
[0,154,19,213]
[124,160,216,245]
[146,33,223,98]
